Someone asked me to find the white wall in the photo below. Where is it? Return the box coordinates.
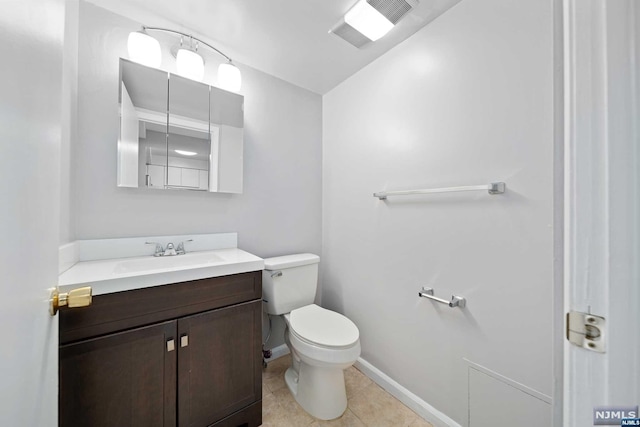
[71,1,322,260]
[322,0,557,425]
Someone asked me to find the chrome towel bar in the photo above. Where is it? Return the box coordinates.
[374,182,505,200]
[418,287,466,308]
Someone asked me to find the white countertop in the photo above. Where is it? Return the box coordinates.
[59,248,264,296]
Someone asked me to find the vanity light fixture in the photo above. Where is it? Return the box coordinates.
[127,30,161,67]
[218,61,242,92]
[175,37,205,81]
[127,26,242,91]
[175,150,198,156]
[344,0,394,41]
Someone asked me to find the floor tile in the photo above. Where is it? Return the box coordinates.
[260,392,284,427]
[260,355,433,427]
[264,373,287,393]
[263,355,291,393]
[309,409,366,427]
[344,366,373,399]
[262,392,278,416]
[347,383,418,427]
[272,386,315,426]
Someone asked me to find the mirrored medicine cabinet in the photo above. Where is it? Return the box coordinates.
[117,58,244,193]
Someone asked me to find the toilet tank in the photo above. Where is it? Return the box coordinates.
[262,253,320,315]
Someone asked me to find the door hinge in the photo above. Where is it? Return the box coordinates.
[566,311,606,353]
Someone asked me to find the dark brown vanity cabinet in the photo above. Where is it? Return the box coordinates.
[59,321,177,427]
[59,271,262,427]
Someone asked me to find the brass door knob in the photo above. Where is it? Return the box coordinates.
[50,286,92,315]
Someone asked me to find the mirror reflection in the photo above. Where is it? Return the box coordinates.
[118,58,244,193]
[118,59,168,189]
[167,74,211,191]
[210,86,244,193]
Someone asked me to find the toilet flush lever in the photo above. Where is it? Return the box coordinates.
[270,271,282,278]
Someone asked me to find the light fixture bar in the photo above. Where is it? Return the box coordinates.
[142,26,233,63]
[131,26,242,90]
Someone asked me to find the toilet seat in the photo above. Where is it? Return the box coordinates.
[287,304,359,349]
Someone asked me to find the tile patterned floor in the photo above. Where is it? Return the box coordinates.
[261,355,434,427]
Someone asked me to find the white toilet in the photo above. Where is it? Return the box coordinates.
[262,253,361,421]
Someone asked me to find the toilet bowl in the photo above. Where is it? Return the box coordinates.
[283,304,361,420]
[262,254,361,420]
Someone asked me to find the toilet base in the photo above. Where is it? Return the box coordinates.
[285,363,348,421]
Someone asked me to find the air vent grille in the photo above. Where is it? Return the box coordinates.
[330,22,371,48]
[329,0,419,48]
[367,0,414,24]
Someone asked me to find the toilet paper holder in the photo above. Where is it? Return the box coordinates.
[418,287,466,308]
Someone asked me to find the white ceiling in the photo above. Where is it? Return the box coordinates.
[88,0,461,94]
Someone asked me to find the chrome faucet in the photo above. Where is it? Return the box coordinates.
[146,239,193,257]
[163,243,177,256]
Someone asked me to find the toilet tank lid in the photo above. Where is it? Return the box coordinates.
[263,253,320,270]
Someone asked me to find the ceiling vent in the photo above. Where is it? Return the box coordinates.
[329,0,419,48]
[330,22,371,48]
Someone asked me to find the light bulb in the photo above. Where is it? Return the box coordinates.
[345,0,394,41]
[127,31,161,67]
[176,48,205,81]
[218,62,242,92]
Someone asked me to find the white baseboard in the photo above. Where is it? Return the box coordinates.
[355,358,461,427]
[267,343,290,361]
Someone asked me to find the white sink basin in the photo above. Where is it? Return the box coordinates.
[113,252,225,274]
[58,248,264,296]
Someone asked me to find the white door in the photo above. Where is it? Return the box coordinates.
[0,1,65,425]
[564,0,640,425]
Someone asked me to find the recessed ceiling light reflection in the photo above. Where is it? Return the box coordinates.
[175,150,198,156]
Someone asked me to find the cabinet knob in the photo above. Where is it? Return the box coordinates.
[181,335,189,348]
[50,286,92,316]
[167,339,175,352]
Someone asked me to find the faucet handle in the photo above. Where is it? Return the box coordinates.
[177,239,193,255]
[145,242,164,257]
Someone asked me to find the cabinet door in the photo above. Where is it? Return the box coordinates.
[178,300,262,427]
[60,321,177,427]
